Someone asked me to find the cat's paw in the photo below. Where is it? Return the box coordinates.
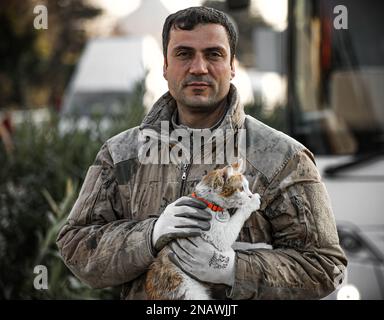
[245,193,261,212]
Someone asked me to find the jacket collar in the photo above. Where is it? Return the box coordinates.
[139,83,245,132]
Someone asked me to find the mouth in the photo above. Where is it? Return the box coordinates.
[185,82,211,88]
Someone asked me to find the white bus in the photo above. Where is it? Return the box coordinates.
[286,0,384,299]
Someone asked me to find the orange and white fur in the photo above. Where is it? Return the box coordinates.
[145,159,262,300]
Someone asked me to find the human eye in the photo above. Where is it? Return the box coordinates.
[206,50,223,60]
[175,49,192,59]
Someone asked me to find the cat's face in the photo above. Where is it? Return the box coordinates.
[197,159,253,209]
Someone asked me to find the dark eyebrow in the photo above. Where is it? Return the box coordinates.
[203,47,227,56]
[172,46,194,53]
[204,46,226,53]
[172,46,227,54]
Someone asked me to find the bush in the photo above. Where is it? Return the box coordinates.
[0,83,145,299]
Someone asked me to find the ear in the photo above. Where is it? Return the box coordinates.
[163,57,168,80]
[230,57,236,80]
[222,165,234,181]
[238,158,245,173]
[231,158,245,174]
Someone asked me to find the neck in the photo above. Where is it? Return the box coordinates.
[176,99,227,129]
[191,192,224,212]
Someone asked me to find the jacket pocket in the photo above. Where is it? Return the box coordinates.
[264,190,309,249]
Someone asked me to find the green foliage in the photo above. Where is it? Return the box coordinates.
[25,179,118,299]
[0,83,145,299]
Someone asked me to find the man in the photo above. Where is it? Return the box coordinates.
[57,6,347,299]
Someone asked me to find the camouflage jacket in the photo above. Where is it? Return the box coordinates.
[57,85,347,299]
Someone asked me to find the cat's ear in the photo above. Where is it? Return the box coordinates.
[231,158,245,174]
[222,165,234,181]
[238,158,246,173]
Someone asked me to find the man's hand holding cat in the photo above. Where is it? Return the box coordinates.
[169,237,236,286]
[152,196,212,252]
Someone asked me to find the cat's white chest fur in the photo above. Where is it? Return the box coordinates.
[201,194,260,252]
[201,211,232,251]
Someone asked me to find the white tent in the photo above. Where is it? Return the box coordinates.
[72,37,147,92]
[62,35,167,114]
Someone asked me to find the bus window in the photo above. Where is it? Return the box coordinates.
[287,0,384,155]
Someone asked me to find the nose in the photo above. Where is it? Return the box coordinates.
[189,54,208,75]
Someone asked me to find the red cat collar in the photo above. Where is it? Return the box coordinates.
[191,192,224,212]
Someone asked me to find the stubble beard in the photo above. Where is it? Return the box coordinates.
[178,93,221,112]
[174,82,228,113]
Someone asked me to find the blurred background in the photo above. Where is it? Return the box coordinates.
[0,0,383,299]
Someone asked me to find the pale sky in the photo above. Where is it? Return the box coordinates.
[92,0,203,17]
[87,0,204,36]
[91,0,287,32]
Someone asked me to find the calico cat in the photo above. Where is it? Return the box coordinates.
[145,159,262,300]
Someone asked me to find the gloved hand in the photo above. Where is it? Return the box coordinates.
[169,237,236,286]
[152,196,211,252]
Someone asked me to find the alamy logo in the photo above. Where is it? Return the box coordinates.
[333,5,348,30]
[137,121,246,165]
[33,265,48,290]
[33,5,48,30]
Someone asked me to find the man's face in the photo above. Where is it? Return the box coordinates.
[164,23,235,111]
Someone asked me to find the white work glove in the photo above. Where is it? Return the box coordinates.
[152,196,211,252]
[169,237,236,286]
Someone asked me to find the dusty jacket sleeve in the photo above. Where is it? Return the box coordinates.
[56,143,156,289]
[228,150,348,299]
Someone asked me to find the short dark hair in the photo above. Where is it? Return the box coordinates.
[162,6,238,62]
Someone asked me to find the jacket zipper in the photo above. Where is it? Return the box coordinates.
[179,132,193,197]
[179,163,191,197]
